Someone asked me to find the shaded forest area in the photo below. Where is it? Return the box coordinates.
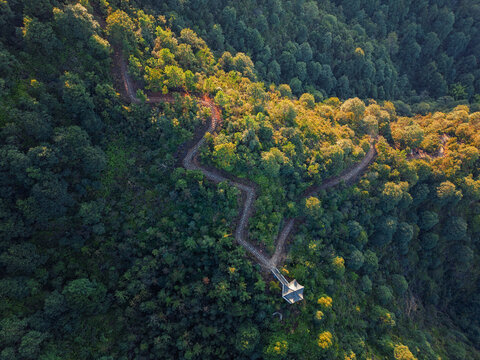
[0,0,479,359]
[141,0,480,111]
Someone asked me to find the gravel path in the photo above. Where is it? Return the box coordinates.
[270,144,377,267]
[118,60,377,271]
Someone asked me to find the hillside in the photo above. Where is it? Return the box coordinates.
[140,0,480,108]
[0,1,479,359]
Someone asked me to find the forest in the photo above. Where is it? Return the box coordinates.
[0,0,479,359]
[140,0,480,108]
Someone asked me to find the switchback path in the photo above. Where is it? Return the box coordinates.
[270,143,377,267]
[115,53,377,272]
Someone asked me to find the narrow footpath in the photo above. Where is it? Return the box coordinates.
[114,50,377,275]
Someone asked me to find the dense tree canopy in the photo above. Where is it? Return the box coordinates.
[139,0,480,110]
[0,1,479,359]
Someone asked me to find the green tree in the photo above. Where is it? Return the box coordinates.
[180,28,207,50]
[184,70,197,92]
[376,285,394,306]
[362,250,379,274]
[0,243,46,275]
[394,222,414,255]
[235,324,260,354]
[419,211,439,231]
[421,232,439,251]
[164,65,185,89]
[213,142,237,171]
[373,216,398,246]
[443,216,467,241]
[450,83,467,100]
[53,4,98,42]
[436,181,462,205]
[0,316,26,347]
[232,53,256,80]
[360,275,372,293]
[347,249,364,271]
[261,148,287,177]
[44,290,67,318]
[22,17,60,58]
[391,275,408,296]
[106,10,136,51]
[0,0,13,38]
[289,77,302,94]
[19,331,47,360]
[62,278,106,315]
[62,72,99,130]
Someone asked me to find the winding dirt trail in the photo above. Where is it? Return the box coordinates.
[114,53,377,272]
[270,143,377,267]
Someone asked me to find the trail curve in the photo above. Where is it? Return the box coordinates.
[114,53,377,274]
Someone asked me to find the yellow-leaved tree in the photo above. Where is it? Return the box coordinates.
[317,331,333,349]
[394,344,417,360]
